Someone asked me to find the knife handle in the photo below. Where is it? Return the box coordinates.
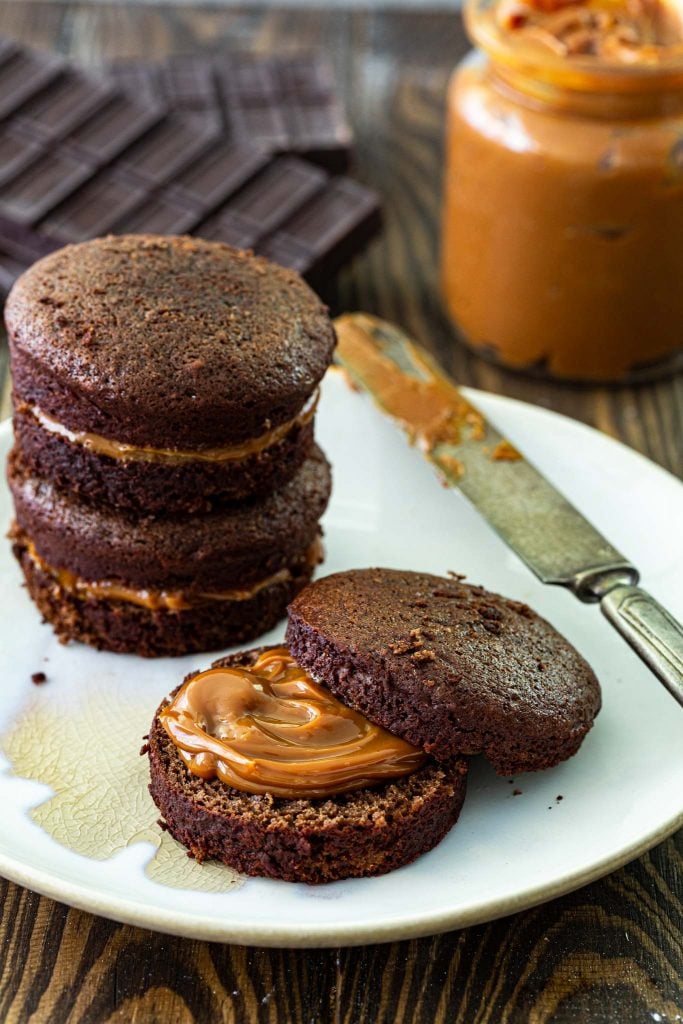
[601,585,683,707]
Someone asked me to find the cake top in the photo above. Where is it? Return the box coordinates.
[286,567,602,774]
[6,235,336,448]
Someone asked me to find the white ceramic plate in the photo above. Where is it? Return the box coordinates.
[0,369,681,947]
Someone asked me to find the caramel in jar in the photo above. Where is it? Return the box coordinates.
[442,0,683,381]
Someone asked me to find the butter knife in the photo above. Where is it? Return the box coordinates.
[334,312,683,708]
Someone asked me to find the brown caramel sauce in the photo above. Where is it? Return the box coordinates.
[160,647,426,798]
[498,0,683,59]
[18,531,322,612]
[19,389,318,466]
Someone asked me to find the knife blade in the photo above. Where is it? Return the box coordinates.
[333,312,683,707]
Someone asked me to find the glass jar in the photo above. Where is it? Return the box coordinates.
[441,0,683,381]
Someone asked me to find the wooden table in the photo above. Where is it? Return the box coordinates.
[0,4,681,1022]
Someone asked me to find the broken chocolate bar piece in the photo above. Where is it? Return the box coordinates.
[0,215,60,292]
[0,42,62,120]
[0,149,96,223]
[0,38,380,292]
[108,52,352,172]
[12,73,114,143]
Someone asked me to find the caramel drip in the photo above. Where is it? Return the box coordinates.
[20,533,322,612]
[19,390,318,466]
[160,647,427,798]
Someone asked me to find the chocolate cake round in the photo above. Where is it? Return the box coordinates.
[8,446,331,657]
[147,649,469,883]
[286,568,602,774]
[7,235,336,514]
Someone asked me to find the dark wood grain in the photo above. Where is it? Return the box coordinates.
[0,4,681,1023]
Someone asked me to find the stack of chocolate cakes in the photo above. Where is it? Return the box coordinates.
[6,234,334,656]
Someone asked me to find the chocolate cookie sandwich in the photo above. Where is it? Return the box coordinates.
[147,569,599,883]
[8,446,331,657]
[147,645,469,883]
[287,569,602,774]
[6,235,335,515]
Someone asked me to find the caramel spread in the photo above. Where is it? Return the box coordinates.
[498,0,683,61]
[334,314,485,455]
[19,390,318,465]
[160,647,426,798]
[441,0,683,380]
[20,532,322,612]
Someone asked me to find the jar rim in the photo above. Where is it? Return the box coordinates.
[465,0,683,87]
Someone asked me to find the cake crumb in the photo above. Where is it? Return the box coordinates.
[390,631,425,655]
[412,649,436,663]
[482,620,502,635]
[438,453,464,480]
[512,788,522,796]
[490,439,522,462]
[556,794,563,801]
[465,410,486,441]
[31,671,47,685]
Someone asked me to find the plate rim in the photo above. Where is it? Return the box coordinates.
[0,811,679,947]
[0,386,682,948]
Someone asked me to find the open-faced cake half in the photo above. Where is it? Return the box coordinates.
[147,646,468,884]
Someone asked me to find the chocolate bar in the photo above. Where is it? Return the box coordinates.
[108,53,352,173]
[0,215,60,292]
[0,40,62,119]
[0,39,380,294]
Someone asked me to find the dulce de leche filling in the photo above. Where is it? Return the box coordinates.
[18,389,318,466]
[497,0,683,61]
[19,530,322,612]
[159,647,427,798]
[442,0,683,380]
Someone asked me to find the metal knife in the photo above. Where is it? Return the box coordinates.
[333,312,683,708]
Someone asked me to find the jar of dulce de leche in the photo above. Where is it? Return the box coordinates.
[442,0,683,381]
